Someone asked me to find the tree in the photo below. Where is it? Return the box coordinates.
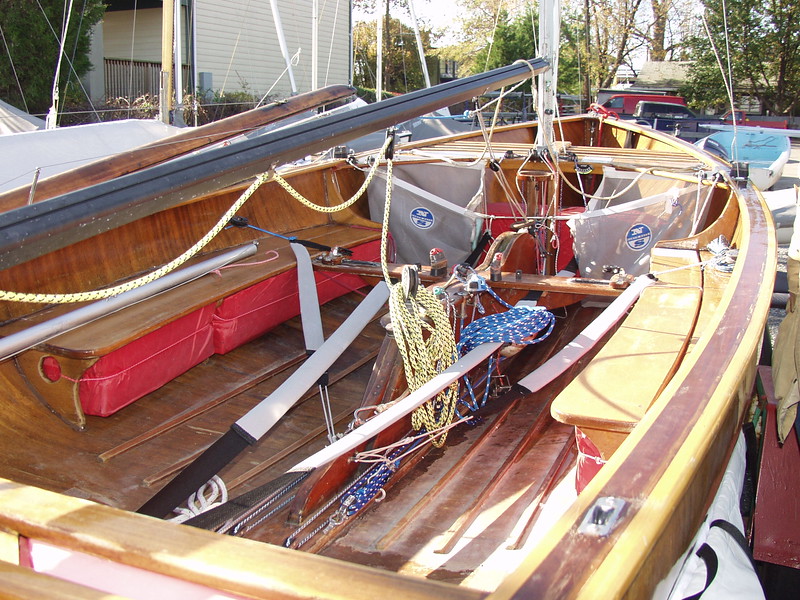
[474,6,582,95]
[681,0,800,115]
[0,0,105,116]
[353,16,438,95]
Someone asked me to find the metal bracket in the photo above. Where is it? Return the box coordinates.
[577,496,627,537]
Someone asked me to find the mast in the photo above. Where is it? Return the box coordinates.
[312,0,319,90]
[173,0,185,126]
[536,0,560,149]
[159,0,175,124]
[376,0,385,101]
[270,0,299,94]
[407,0,432,88]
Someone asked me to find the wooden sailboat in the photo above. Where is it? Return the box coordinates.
[0,54,775,598]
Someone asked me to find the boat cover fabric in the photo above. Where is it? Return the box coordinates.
[0,98,44,134]
[774,196,800,443]
[569,167,708,277]
[77,240,380,416]
[368,163,485,265]
[655,433,765,600]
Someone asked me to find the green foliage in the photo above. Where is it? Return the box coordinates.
[473,7,582,95]
[353,17,437,95]
[681,0,800,115]
[0,0,106,116]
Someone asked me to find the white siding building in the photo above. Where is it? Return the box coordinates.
[96,0,352,102]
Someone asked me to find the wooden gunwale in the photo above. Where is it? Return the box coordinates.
[0,480,484,600]
[0,85,356,212]
[493,181,775,598]
[0,559,131,600]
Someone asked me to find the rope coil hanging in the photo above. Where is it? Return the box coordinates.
[376,138,460,447]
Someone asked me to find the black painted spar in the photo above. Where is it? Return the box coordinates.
[0,58,548,271]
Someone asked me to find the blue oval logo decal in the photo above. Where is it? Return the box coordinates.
[410,207,435,230]
[626,223,652,251]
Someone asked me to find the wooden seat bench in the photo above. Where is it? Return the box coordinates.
[550,282,702,489]
[2,223,382,428]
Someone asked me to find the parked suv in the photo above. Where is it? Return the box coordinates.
[632,101,697,120]
[601,94,686,115]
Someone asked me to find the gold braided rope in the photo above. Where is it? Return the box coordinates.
[379,157,459,447]
[0,172,272,304]
[0,137,392,305]
[272,136,392,213]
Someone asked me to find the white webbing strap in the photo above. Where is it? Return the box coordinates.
[234,281,389,440]
[290,242,325,352]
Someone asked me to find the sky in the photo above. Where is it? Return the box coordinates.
[353,0,465,45]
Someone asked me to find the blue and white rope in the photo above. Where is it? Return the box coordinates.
[457,304,556,410]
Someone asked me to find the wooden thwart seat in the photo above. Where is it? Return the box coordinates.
[551,283,702,459]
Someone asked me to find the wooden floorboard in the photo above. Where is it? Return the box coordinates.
[0,293,386,512]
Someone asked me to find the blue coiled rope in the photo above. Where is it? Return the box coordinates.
[457,303,556,411]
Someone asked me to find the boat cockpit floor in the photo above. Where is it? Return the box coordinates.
[0,291,604,591]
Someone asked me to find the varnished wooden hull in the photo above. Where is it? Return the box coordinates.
[0,108,776,599]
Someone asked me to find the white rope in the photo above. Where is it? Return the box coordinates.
[45,0,75,129]
[168,476,229,523]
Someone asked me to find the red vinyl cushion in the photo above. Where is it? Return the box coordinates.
[212,239,382,354]
[74,238,381,416]
[79,305,216,416]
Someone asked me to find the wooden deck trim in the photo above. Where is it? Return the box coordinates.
[0,479,484,600]
[490,183,776,599]
[314,261,625,297]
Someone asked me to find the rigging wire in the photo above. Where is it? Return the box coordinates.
[34,0,100,123]
[323,0,342,87]
[44,0,75,128]
[0,24,29,113]
[483,0,505,73]
[700,7,738,160]
[127,0,140,114]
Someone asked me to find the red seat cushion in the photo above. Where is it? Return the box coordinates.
[79,305,215,416]
[76,239,381,416]
[212,239,382,354]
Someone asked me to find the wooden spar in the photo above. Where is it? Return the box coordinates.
[0,85,356,211]
[0,243,257,362]
[0,58,548,271]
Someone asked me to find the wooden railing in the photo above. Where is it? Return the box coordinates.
[0,478,482,600]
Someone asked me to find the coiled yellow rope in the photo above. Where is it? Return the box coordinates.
[0,172,272,304]
[378,156,459,447]
[271,136,391,214]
